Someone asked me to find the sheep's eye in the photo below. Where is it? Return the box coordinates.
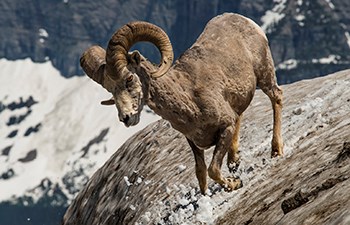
[126,75,133,83]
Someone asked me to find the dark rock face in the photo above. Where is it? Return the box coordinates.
[271,0,350,83]
[1,0,350,83]
[1,96,38,126]
[81,128,109,157]
[18,149,37,163]
[62,70,350,224]
[23,123,41,137]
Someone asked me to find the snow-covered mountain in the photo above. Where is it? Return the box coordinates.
[0,58,159,224]
[1,0,350,83]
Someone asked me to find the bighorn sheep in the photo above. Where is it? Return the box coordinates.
[80,13,283,194]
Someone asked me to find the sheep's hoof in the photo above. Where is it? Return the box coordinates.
[271,148,283,158]
[271,140,284,158]
[227,160,240,173]
[224,177,243,192]
[199,184,208,195]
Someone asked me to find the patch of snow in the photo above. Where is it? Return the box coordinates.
[178,164,187,173]
[177,197,190,206]
[196,195,214,224]
[38,28,48,44]
[165,186,172,195]
[325,0,335,9]
[38,28,49,38]
[138,211,152,224]
[277,59,298,70]
[144,180,152,185]
[295,13,305,26]
[124,176,132,186]
[136,177,143,184]
[345,32,350,49]
[295,14,305,21]
[261,0,287,33]
[312,55,340,64]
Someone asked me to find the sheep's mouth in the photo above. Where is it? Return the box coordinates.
[122,113,140,127]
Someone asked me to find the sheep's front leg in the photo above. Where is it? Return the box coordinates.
[227,114,242,172]
[270,85,284,157]
[187,138,208,195]
[208,126,242,192]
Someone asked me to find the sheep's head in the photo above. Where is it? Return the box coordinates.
[80,21,173,127]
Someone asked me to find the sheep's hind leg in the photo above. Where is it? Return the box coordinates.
[227,114,242,173]
[259,82,284,157]
[187,138,208,195]
[208,126,242,192]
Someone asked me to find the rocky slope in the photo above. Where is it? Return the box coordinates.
[1,0,350,83]
[62,70,350,224]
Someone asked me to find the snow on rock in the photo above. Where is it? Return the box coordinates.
[38,28,49,44]
[295,14,305,26]
[0,58,159,204]
[196,195,214,224]
[261,0,287,33]
[312,54,341,64]
[325,0,335,9]
[345,31,350,49]
[62,69,350,224]
[277,59,298,70]
[177,164,187,173]
[38,28,49,38]
[124,176,132,186]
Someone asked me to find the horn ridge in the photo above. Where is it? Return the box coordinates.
[80,45,106,85]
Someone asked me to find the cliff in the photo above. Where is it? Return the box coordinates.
[62,69,350,224]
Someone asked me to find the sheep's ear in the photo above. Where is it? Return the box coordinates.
[100,97,115,106]
[128,51,142,66]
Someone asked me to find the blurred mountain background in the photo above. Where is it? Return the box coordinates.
[1,0,350,83]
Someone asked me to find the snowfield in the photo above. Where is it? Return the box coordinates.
[0,58,159,203]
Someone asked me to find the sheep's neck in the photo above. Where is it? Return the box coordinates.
[146,71,197,129]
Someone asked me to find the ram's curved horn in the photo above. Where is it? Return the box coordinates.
[106,21,174,79]
[80,45,107,86]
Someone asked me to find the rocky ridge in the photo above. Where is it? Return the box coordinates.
[62,70,350,224]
